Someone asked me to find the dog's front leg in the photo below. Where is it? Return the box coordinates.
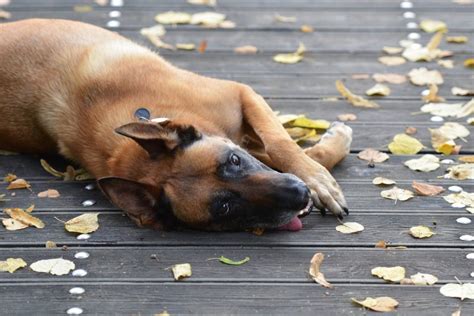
[239,85,348,218]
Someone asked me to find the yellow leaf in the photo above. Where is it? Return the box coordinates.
[459,156,474,163]
[372,177,396,186]
[444,191,474,208]
[291,117,330,129]
[408,68,443,86]
[388,134,424,155]
[335,222,364,234]
[382,46,403,54]
[381,187,415,201]
[273,43,306,64]
[300,25,314,33]
[0,9,11,19]
[73,4,93,13]
[378,56,406,66]
[2,218,28,231]
[422,84,445,103]
[419,19,447,33]
[4,208,45,229]
[440,283,474,300]
[404,154,440,172]
[0,258,27,273]
[446,36,468,43]
[7,178,31,190]
[409,225,435,238]
[365,84,391,96]
[187,0,216,6]
[3,173,17,183]
[371,266,406,282]
[30,258,75,276]
[176,43,195,50]
[336,80,380,108]
[155,11,192,24]
[274,14,296,23]
[309,253,333,288]
[65,213,100,234]
[170,263,192,280]
[464,58,474,68]
[352,297,399,312]
[410,272,438,285]
[45,241,57,248]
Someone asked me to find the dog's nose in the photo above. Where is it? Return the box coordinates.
[285,175,311,210]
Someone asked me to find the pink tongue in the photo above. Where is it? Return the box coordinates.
[277,216,303,231]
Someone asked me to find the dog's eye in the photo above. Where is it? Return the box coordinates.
[220,202,231,215]
[229,153,240,166]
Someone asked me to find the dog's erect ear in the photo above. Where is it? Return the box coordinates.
[98,177,173,229]
[115,120,201,158]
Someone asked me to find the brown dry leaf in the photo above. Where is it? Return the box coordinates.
[0,9,11,19]
[308,253,333,288]
[383,46,403,54]
[352,297,399,312]
[30,258,75,276]
[366,84,391,96]
[375,240,387,248]
[0,258,27,273]
[273,43,306,64]
[378,56,406,66]
[459,156,474,163]
[409,225,435,238]
[45,241,57,248]
[445,164,474,180]
[234,45,258,54]
[3,173,17,183]
[452,87,474,96]
[300,25,314,33]
[404,154,440,172]
[198,40,208,53]
[65,213,100,234]
[372,73,407,84]
[371,266,406,282]
[335,222,364,234]
[7,178,31,190]
[412,181,445,196]
[337,113,357,122]
[372,177,396,186]
[170,263,192,280]
[40,159,93,181]
[336,80,379,108]
[420,19,447,33]
[251,227,265,236]
[176,43,196,50]
[37,189,60,199]
[388,134,424,155]
[2,218,28,231]
[274,14,296,23]
[357,148,389,163]
[422,84,445,103]
[464,58,474,68]
[446,36,468,43]
[440,283,474,300]
[408,68,444,86]
[4,208,45,229]
[380,187,414,201]
[405,126,417,135]
[410,272,438,285]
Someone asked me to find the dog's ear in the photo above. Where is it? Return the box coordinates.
[97,177,174,229]
[115,120,201,158]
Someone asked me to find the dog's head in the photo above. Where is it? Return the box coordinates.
[98,120,312,231]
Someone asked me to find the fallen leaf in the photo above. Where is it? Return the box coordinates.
[464,58,474,68]
[446,35,468,43]
[440,283,474,300]
[291,117,330,129]
[155,11,192,24]
[409,225,435,238]
[436,122,470,139]
[405,126,417,135]
[215,256,250,265]
[468,117,474,125]
[357,148,389,163]
[309,253,333,288]
[94,0,108,6]
[366,84,391,96]
[422,84,445,103]
[410,272,438,285]
[444,191,474,208]
[273,43,306,64]
[176,43,195,50]
[4,208,45,229]
[170,263,192,280]
[65,213,100,234]
[351,74,370,80]
[336,80,379,108]
[187,0,216,6]
[452,87,474,96]
[300,25,314,33]
[190,12,226,26]
[274,14,296,23]
[30,258,75,276]
[404,154,440,172]
[420,19,447,33]
[408,68,444,86]
[337,113,357,121]
[251,227,265,236]
[451,309,461,316]
[335,222,364,234]
[352,297,399,312]
[0,258,27,273]
[375,240,387,248]
[381,187,415,201]
[0,9,11,19]
[234,45,258,54]
[7,179,31,190]
[459,156,474,163]
[388,134,424,155]
[37,189,60,198]
[421,99,474,118]
[402,31,445,62]
[45,241,57,249]
[378,56,406,66]
[371,266,406,282]
[198,40,208,53]
[383,46,403,54]
[372,177,396,186]
[40,159,94,181]
[372,73,406,84]
[412,181,445,196]
[438,60,454,69]
[73,4,93,13]
[445,164,474,180]
[277,114,304,125]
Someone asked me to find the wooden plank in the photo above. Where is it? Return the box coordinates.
[0,283,471,315]
[0,247,472,283]
[0,213,471,247]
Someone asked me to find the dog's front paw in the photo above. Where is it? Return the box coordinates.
[304,169,348,219]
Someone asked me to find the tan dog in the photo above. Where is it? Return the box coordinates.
[0,19,352,231]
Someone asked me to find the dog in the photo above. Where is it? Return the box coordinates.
[0,19,352,231]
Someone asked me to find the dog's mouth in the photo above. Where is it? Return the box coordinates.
[277,198,313,232]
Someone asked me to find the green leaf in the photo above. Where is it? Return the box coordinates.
[217,256,250,266]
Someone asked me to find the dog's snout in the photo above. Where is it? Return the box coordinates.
[285,175,310,209]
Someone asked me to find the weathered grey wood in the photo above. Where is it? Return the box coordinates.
[0,247,472,283]
[0,213,471,247]
[0,283,471,315]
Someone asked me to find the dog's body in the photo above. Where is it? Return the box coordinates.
[0,19,352,231]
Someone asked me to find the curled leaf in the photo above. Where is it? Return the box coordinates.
[445,164,474,180]
[336,80,379,108]
[216,256,250,266]
[309,253,333,288]
[170,263,192,280]
[365,84,391,96]
[273,43,306,64]
[7,179,30,190]
[372,177,396,186]
[4,208,45,229]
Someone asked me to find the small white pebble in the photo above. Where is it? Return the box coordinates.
[110,0,123,7]
[400,1,413,9]
[406,22,418,29]
[403,11,416,19]
[421,89,430,96]
[74,252,90,259]
[72,269,88,277]
[109,10,121,18]
[408,32,421,40]
[69,287,85,295]
[76,234,91,240]
[449,185,463,193]
[471,272,474,277]
[66,307,83,315]
[441,159,455,164]
[430,116,444,122]
[460,235,474,241]
[81,199,96,207]
[456,217,472,224]
[452,203,466,208]
[466,253,474,259]
[107,20,120,28]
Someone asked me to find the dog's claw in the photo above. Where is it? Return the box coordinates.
[343,207,349,215]
[319,208,327,216]
[337,214,344,220]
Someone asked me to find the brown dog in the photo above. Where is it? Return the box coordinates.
[0,19,352,231]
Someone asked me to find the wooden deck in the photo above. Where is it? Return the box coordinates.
[1,0,474,314]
